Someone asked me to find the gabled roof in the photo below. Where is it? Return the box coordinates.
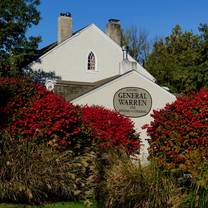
[28,23,156,83]
[37,25,90,58]
[22,25,90,67]
[55,69,161,102]
[71,69,175,103]
[55,73,121,101]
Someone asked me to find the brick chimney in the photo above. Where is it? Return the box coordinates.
[58,12,72,44]
[105,19,122,46]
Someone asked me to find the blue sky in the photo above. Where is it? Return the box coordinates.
[28,0,208,48]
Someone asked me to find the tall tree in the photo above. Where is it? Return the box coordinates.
[145,24,208,93]
[0,0,41,76]
[122,26,150,66]
[199,23,208,62]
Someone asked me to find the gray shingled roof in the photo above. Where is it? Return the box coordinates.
[54,70,136,101]
[54,74,122,101]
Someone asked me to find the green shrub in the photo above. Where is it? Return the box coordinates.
[0,131,96,205]
[97,150,178,208]
[177,148,208,208]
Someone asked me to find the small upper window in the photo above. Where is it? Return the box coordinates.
[87,52,96,70]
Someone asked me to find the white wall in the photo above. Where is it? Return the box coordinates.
[72,71,176,159]
[29,24,155,82]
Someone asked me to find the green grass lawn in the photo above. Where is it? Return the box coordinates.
[0,202,85,208]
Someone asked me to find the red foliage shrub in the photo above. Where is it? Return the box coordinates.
[0,76,50,126]
[0,77,81,149]
[10,93,81,149]
[1,77,140,153]
[143,88,208,170]
[81,106,140,153]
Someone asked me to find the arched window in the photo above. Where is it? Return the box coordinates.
[87,52,96,70]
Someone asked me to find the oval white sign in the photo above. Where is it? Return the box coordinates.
[113,87,152,118]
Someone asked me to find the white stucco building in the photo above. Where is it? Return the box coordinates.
[28,13,176,158]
